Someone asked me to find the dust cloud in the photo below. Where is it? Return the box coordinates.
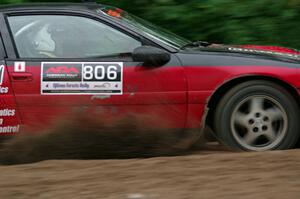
[0,114,202,165]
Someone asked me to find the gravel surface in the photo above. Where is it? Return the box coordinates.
[0,145,299,199]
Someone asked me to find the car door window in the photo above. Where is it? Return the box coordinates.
[7,15,142,58]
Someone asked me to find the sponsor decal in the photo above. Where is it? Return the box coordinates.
[0,66,8,94]
[41,62,123,95]
[0,109,19,133]
[0,86,8,94]
[0,125,19,133]
[0,109,15,117]
[0,65,4,85]
[14,62,26,72]
[43,63,82,82]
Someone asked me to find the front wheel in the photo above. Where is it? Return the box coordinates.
[214,80,300,151]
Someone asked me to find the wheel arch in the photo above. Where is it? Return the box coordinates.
[206,75,300,131]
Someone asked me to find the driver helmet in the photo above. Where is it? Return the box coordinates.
[33,24,56,54]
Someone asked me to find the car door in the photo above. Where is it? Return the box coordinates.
[4,13,187,131]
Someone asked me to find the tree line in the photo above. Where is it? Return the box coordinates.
[2,0,300,49]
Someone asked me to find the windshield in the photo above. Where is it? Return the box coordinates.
[98,6,191,49]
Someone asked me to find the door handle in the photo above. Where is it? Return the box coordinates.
[11,73,33,81]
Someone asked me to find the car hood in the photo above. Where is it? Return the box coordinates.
[183,44,300,63]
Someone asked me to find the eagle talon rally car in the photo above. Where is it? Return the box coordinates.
[0,2,300,151]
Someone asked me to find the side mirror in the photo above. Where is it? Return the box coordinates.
[132,46,171,67]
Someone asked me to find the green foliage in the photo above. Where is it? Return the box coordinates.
[1,0,300,49]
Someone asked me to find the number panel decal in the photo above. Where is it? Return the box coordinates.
[41,62,123,95]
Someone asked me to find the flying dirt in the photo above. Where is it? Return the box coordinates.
[0,114,299,199]
[0,114,201,165]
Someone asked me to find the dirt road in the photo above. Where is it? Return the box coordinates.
[0,146,299,199]
[0,116,298,198]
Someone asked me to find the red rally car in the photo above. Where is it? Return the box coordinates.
[0,2,300,151]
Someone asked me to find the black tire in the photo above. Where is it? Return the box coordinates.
[214,80,300,151]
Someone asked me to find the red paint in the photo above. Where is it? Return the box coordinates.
[184,65,300,127]
[2,61,300,133]
[0,62,21,135]
[5,62,187,132]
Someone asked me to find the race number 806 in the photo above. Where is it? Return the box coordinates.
[83,63,122,82]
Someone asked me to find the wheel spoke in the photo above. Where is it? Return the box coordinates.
[244,132,259,145]
[234,112,249,127]
[265,107,283,121]
[249,97,264,113]
[264,129,277,142]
